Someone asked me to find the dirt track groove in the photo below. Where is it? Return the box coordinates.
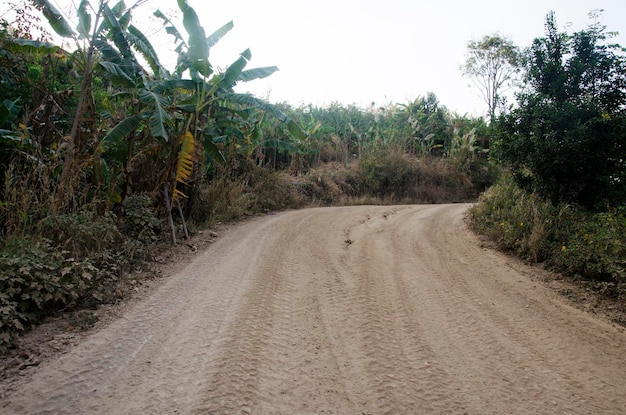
[2,204,626,414]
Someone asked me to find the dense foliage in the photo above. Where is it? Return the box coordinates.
[472,11,626,305]
[1,0,624,354]
[494,11,626,210]
[471,175,626,299]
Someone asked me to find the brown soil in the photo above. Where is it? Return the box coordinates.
[1,204,626,414]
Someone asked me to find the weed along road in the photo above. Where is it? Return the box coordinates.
[3,204,626,414]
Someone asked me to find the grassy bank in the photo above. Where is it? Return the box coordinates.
[469,174,626,299]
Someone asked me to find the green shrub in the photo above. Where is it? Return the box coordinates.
[120,194,161,243]
[0,238,99,351]
[470,173,556,261]
[0,197,164,351]
[470,174,626,298]
[552,208,626,286]
[37,210,121,258]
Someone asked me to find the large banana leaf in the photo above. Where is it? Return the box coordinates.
[138,90,170,141]
[93,38,124,66]
[239,66,279,82]
[32,0,75,38]
[99,61,136,87]
[128,25,168,78]
[5,39,60,55]
[153,10,185,47]
[103,114,143,143]
[110,0,128,20]
[207,21,234,49]
[221,49,251,88]
[103,4,133,61]
[201,134,226,164]
[177,0,211,77]
[76,0,92,39]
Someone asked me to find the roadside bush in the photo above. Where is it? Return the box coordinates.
[470,173,555,261]
[359,149,479,203]
[247,168,304,212]
[0,195,164,351]
[470,174,626,298]
[190,175,253,224]
[552,208,626,292]
[120,194,161,243]
[0,238,99,351]
[37,210,121,258]
[119,195,162,262]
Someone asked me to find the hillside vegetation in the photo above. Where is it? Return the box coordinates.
[0,2,624,351]
[0,0,496,350]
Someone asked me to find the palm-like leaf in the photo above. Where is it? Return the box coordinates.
[103,114,143,143]
[76,0,92,39]
[93,38,123,64]
[32,0,75,38]
[154,10,185,47]
[177,0,211,77]
[103,4,130,57]
[99,61,136,87]
[207,21,234,49]
[139,90,170,141]
[5,39,60,55]
[239,66,279,83]
[128,25,168,78]
[221,49,251,88]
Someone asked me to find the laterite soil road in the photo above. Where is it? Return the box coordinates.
[2,204,626,414]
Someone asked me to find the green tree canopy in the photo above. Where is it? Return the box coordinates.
[495,11,626,210]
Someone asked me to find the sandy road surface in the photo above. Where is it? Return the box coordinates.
[2,204,626,414]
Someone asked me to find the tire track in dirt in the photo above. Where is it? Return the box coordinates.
[1,215,282,414]
[319,206,470,414]
[391,204,626,414]
[2,204,626,414]
[191,210,358,414]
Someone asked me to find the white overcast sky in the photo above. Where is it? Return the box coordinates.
[6,0,626,116]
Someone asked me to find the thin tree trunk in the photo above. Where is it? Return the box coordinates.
[176,198,189,239]
[56,2,105,209]
[163,184,177,245]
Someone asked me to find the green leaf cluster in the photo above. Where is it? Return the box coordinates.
[495,11,626,209]
[0,238,98,351]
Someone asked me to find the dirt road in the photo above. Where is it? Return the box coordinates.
[2,204,626,414]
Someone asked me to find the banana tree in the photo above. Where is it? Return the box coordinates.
[154,0,306,188]
[35,0,307,240]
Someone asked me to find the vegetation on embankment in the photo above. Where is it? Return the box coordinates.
[470,174,626,299]
[0,0,503,352]
[470,12,626,302]
[1,1,624,353]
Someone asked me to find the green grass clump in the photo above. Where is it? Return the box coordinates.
[470,173,626,298]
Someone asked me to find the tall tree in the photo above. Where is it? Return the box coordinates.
[462,34,520,122]
[495,11,626,209]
